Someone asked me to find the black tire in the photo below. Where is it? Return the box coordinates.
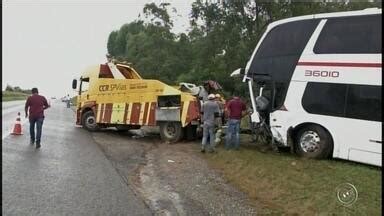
[295,125,333,159]
[159,121,184,143]
[184,125,197,141]
[82,110,100,132]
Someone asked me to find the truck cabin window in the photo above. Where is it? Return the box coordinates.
[80,77,90,93]
[117,66,136,79]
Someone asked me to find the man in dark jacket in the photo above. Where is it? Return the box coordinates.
[25,88,50,148]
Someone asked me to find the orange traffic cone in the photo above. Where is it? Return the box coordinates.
[11,112,23,135]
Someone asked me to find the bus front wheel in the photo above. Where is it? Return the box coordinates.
[295,125,333,159]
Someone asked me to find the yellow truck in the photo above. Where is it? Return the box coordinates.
[71,60,201,142]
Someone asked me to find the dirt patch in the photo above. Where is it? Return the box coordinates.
[91,128,257,215]
[135,143,257,215]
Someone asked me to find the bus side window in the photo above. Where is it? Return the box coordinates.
[314,14,381,54]
[346,85,381,122]
[302,82,347,117]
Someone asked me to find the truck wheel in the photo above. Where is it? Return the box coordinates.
[159,122,183,143]
[295,125,333,159]
[184,125,197,141]
[82,110,100,132]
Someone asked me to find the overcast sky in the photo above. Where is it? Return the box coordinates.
[2,0,193,98]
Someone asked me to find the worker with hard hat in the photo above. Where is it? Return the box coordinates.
[201,94,220,153]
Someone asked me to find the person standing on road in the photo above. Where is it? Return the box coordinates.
[25,87,50,149]
[225,96,247,150]
[201,94,220,153]
[66,94,71,108]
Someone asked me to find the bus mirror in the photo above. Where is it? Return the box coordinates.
[72,79,77,89]
[230,68,244,77]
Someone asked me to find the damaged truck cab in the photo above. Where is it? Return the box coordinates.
[72,61,200,142]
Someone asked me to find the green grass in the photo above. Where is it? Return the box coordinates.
[2,91,29,101]
[204,135,381,215]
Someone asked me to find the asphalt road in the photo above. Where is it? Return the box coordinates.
[2,100,28,139]
[2,100,151,215]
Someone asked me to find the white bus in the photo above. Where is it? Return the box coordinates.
[233,8,382,166]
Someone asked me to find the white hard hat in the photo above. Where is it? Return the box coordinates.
[208,94,216,100]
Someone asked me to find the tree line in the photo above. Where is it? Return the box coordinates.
[107,0,381,98]
[5,84,31,94]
